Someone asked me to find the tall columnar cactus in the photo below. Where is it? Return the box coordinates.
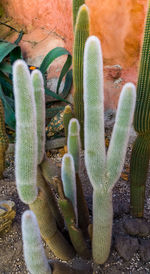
[72,0,85,31]
[13,60,38,204]
[73,4,90,149]
[68,118,90,235]
[22,210,52,274]
[130,1,150,217]
[13,60,75,261]
[83,36,136,264]
[0,99,8,179]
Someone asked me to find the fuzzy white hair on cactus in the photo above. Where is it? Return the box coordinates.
[84,35,136,264]
[22,210,51,274]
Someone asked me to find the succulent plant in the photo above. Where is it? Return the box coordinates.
[83,35,136,264]
[130,1,150,217]
[73,4,90,148]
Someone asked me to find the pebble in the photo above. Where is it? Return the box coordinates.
[115,235,139,261]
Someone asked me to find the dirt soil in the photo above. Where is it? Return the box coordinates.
[0,125,150,274]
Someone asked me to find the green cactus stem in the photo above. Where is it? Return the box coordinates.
[30,186,75,260]
[37,166,64,231]
[72,0,85,31]
[57,179,91,259]
[63,105,74,142]
[22,210,52,274]
[13,60,38,204]
[130,134,150,217]
[68,118,90,236]
[73,4,90,149]
[31,70,45,165]
[84,36,136,264]
[130,1,150,217]
[0,99,8,179]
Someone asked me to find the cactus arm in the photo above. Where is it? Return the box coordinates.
[61,153,78,221]
[83,36,106,188]
[72,0,85,31]
[31,70,45,165]
[68,118,80,173]
[73,4,90,148]
[13,60,37,204]
[106,83,136,189]
[22,210,51,274]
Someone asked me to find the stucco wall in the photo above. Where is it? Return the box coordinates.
[1,0,148,109]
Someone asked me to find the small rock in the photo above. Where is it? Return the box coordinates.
[104,65,122,80]
[139,239,150,262]
[113,199,130,217]
[115,235,139,261]
[124,218,150,237]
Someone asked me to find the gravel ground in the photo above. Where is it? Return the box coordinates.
[0,126,150,273]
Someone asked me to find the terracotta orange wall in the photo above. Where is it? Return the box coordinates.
[1,0,148,109]
[2,0,147,66]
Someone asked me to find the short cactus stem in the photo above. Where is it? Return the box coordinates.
[22,210,52,274]
[31,70,45,165]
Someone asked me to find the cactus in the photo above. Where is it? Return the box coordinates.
[83,36,136,264]
[130,1,150,217]
[0,99,8,179]
[68,118,90,236]
[58,168,90,258]
[63,105,74,142]
[13,60,38,204]
[61,153,78,220]
[22,210,52,274]
[72,0,85,31]
[73,4,90,149]
[13,60,75,260]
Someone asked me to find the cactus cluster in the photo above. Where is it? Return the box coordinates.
[13,60,91,273]
[12,0,141,270]
[130,1,150,217]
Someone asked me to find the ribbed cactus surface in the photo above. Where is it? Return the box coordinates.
[72,0,85,31]
[73,4,89,149]
[84,36,136,264]
[0,99,8,178]
[130,1,150,217]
